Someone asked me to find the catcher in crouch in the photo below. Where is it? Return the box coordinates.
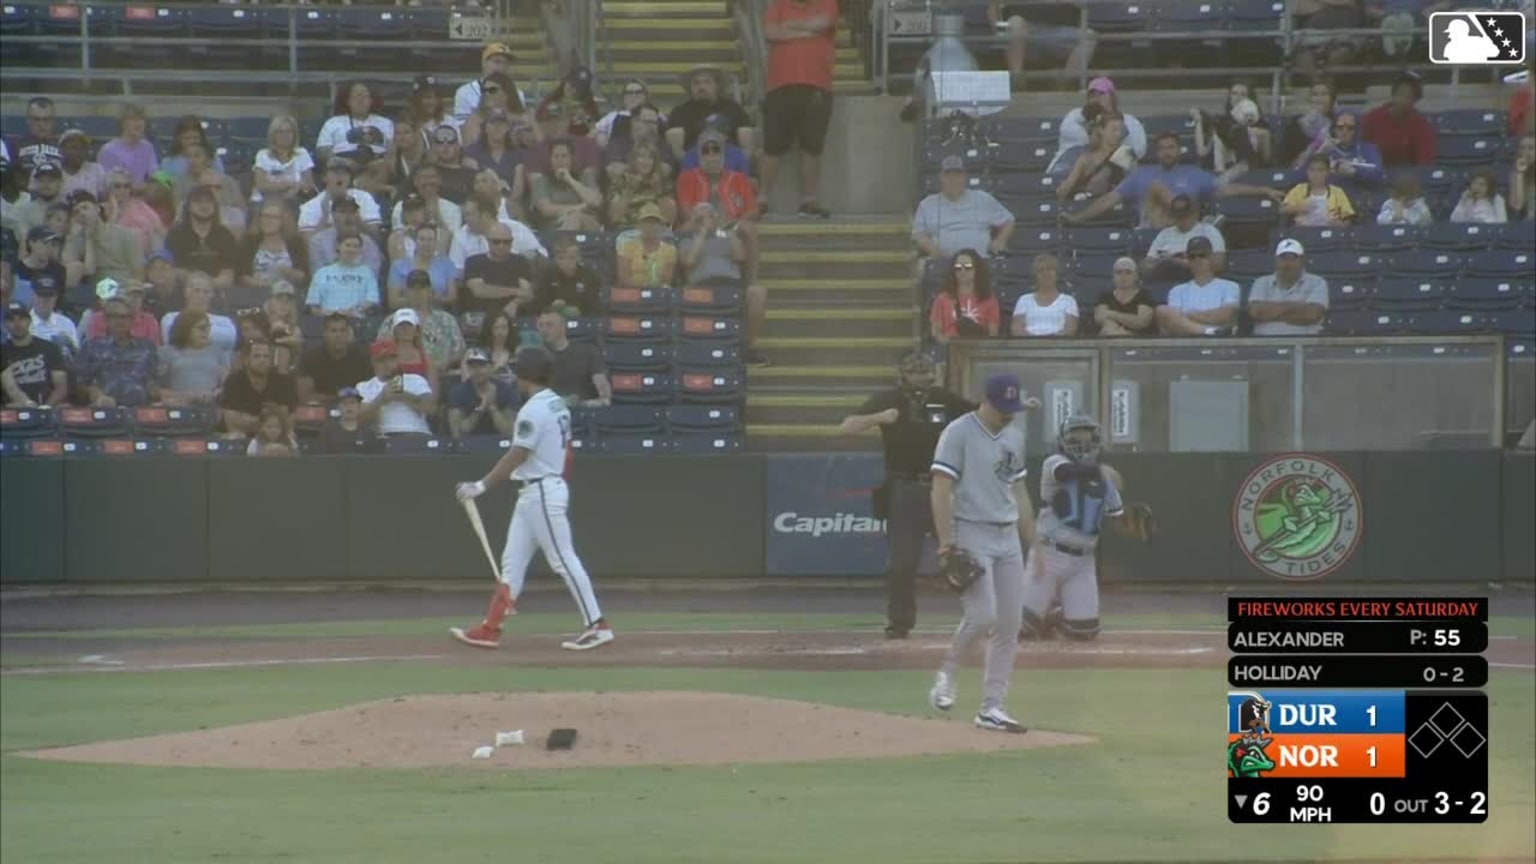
[1020,413,1154,642]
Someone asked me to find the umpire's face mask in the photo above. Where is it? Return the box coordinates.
[901,368,934,393]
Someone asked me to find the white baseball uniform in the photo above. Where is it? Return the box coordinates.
[499,387,603,626]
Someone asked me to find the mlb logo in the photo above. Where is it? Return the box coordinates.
[1428,11,1526,65]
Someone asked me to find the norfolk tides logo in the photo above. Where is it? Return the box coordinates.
[1233,454,1362,581]
[1228,694,1277,778]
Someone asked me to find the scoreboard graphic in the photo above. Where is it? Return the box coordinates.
[1226,597,1489,823]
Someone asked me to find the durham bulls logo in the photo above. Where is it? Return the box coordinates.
[1229,694,1276,778]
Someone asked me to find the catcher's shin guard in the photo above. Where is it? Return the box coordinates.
[1061,616,1102,641]
[1018,605,1057,641]
[481,582,515,632]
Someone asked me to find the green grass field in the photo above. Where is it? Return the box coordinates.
[2,614,1533,864]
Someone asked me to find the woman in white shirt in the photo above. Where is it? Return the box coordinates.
[1010,253,1080,337]
[251,114,315,206]
[316,82,395,166]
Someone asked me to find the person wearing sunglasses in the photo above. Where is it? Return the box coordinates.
[594,80,665,149]
[1294,110,1384,188]
[1154,236,1240,337]
[462,72,531,151]
[927,249,999,342]
[453,43,527,125]
[101,167,165,257]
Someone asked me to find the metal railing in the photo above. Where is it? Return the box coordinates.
[732,0,772,108]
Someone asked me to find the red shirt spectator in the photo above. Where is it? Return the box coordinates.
[1510,85,1533,137]
[1360,73,1437,168]
[765,0,838,92]
[929,292,1000,341]
[675,135,759,224]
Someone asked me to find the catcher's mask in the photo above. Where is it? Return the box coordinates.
[898,350,935,391]
[1058,414,1102,463]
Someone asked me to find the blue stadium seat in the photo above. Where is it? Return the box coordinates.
[0,5,33,66]
[667,405,740,435]
[131,405,216,438]
[1325,309,1405,335]
[603,286,672,315]
[1388,250,1464,278]
[563,317,601,342]
[677,368,744,404]
[1491,308,1536,336]
[1225,249,1273,279]
[1308,251,1379,279]
[1405,310,1490,335]
[110,5,188,68]
[1349,223,1419,252]
[167,438,244,457]
[1414,167,1461,195]
[1509,338,1535,361]
[1010,197,1065,226]
[185,5,263,68]
[607,372,675,405]
[604,343,673,373]
[670,434,744,452]
[599,434,672,453]
[591,405,665,436]
[1419,221,1503,251]
[457,435,514,455]
[1466,250,1533,278]
[1283,226,1351,253]
[992,139,1056,174]
[0,406,58,439]
[335,7,411,39]
[1007,227,1062,255]
[1437,137,1503,166]
[1373,278,1448,311]
[1432,109,1506,137]
[86,439,164,457]
[1329,278,1375,310]
[1065,226,1135,255]
[226,116,273,145]
[603,315,672,343]
[675,342,742,367]
[384,437,449,454]
[1233,168,1293,188]
[1214,196,1279,227]
[1227,0,1285,29]
[57,407,130,438]
[678,316,742,343]
[994,172,1058,199]
[679,284,744,314]
[1445,278,1531,311]
[980,116,1059,140]
[1497,220,1535,251]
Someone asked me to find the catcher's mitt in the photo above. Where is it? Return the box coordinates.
[939,547,984,593]
[1122,503,1157,543]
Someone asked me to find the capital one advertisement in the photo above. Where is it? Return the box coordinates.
[766,454,939,577]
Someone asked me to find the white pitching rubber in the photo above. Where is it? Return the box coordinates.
[472,745,495,760]
[495,730,525,747]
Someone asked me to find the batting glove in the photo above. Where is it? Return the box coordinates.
[455,481,486,502]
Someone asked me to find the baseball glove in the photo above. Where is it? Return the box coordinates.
[939,547,984,593]
[1121,502,1157,543]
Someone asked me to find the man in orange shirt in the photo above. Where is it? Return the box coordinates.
[761,0,837,218]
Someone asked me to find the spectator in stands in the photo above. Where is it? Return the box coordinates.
[318,82,394,169]
[358,339,435,441]
[62,190,143,292]
[1144,195,1227,281]
[156,309,227,407]
[1,159,30,236]
[1280,79,1339,167]
[16,164,65,234]
[531,112,604,184]
[96,106,164,188]
[605,104,676,180]
[393,166,463,235]
[1282,155,1357,227]
[929,248,1000,342]
[42,202,70,242]
[102,168,165,256]
[218,339,297,438]
[1291,0,1367,78]
[16,227,66,303]
[677,128,762,284]
[57,130,105,200]
[477,312,518,383]
[462,73,531,151]
[666,64,756,160]
[1047,78,1147,177]
[381,273,465,373]
[251,115,316,210]
[143,250,178,314]
[409,75,460,142]
[463,221,536,328]
[387,227,456,309]
[387,196,444,266]
[595,80,662,148]
[912,156,1015,260]
[1450,171,1508,224]
[27,277,79,357]
[1059,112,1134,200]
[608,143,676,231]
[536,307,611,407]
[427,126,479,205]
[760,0,837,218]
[238,201,309,308]
[1065,132,1282,229]
[167,187,239,292]
[1246,239,1328,336]
[78,294,158,407]
[538,68,602,139]
[536,237,601,315]
[1512,134,1535,221]
[471,169,516,229]
[378,307,436,388]
[1,300,67,406]
[1009,253,1078,337]
[310,196,385,273]
[1155,236,1240,336]
[307,233,380,320]
[448,347,517,438]
[80,278,159,345]
[679,202,749,287]
[1092,257,1159,336]
[1377,168,1434,225]
[1193,88,1269,180]
[298,159,383,236]
[161,116,224,181]
[453,43,523,125]
[246,404,298,457]
[987,0,1097,91]
[532,141,604,231]
[178,150,248,233]
[264,283,304,374]
[1362,72,1437,168]
[464,113,527,197]
[390,114,428,195]
[617,205,678,289]
[161,272,237,359]
[297,313,371,404]
[143,173,176,230]
[450,199,546,276]
[1297,111,1385,188]
[10,97,61,179]
[316,386,378,454]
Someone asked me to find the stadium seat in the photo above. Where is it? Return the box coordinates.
[678,316,742,343]
[591,405,665,436]
[601,434,672,453]
[1372,278,1448,311]
[166,438,243,457]
[456,435,513,455]
[1284,226,1351,253]
[602,286,672,315]
[185,5,263,68]
[1405,310,1490,335]
[607,372,675,405]
[1509,338,1535,361]
[1497,220,1535,251]
[86,439,163,457]
[1445,278,1531,311]
[111,5,188,68]
[15,439,88,457]
[1010,197,1065,226]
[132,405,216,438]
[1225,249,1273,279]
[1420,221,1505,251]
[670,434,744,452]
[678,284,744,314]
[1214,196,1279,227]
[1387,250,1464,278]
[0,406,58,439]
[604,343,674,373]
[1465,251,1533,279]
[675,342,742,367]
[1007,227,1062,255]
[0,5,33,66]
[666,404,740,435]
[1308,251,1379,279]
[384,437,449,454]
[1349,223,1418,253]
[1437,137,1503,166]
[994,172,1058,199]
[57,407,130,438]
[980,116,1059,140]
[676,368,744,404]
[33,3,89,66]
[992,139,1056,174]
[1414,167,1461,195]
[603,315,672,344]
[563,316,601,342]
[1329,278,1375,310]
[1226,0,1285,29]
[1325,309,1404,335]
[1490,308,1536,336]
[1432,109,1506,137]
[1065,226,1134,255]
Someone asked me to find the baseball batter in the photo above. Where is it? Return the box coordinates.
[451,346,613,651]
[928,373,1034,733]
[1019,414,1122,642]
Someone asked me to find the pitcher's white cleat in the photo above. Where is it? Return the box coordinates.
[929,670,956,711]
[560,620,615,651]
[974,706,1028,734]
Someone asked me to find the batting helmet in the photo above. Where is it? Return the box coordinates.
[513,345,555,384]
[1058,413,1102,463]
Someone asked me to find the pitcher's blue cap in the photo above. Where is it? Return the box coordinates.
[985,373,1025,413]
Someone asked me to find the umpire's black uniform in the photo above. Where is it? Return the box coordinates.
[852,357,973,638]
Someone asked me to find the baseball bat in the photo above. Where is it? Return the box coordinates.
[461,499,501,582]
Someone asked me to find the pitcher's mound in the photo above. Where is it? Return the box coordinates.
[23,691,1096,770]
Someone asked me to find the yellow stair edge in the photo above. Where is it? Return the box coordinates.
[756,336,914,348]
[767,307,911,321]
[748,394,865,408]
[608,40,740,51]
[760,250,908,263]
[748,365,895,378]
[603,18,735,30]
[761,278,905,291]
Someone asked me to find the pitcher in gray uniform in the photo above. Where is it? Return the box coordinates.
[1020,414,1123,641]
[927,373,1035,734]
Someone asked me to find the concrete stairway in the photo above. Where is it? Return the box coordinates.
[747,218,917,452]
[598,0,872,102]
